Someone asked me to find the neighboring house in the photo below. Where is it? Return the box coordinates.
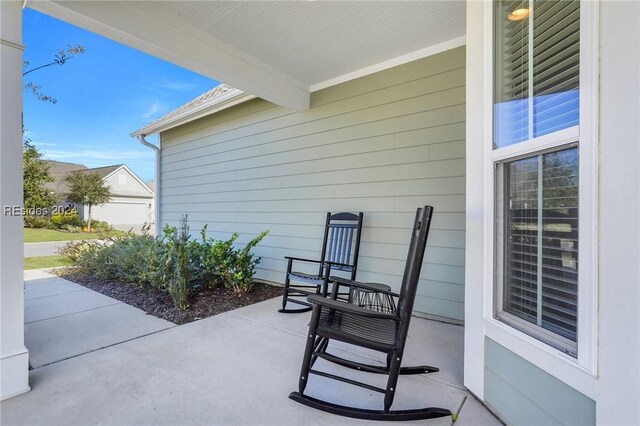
[2,2,639,426]
[145,180,156,193]
[45,161,155,231]
[45,160,87,196]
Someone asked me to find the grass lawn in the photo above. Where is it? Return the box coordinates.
[24,255,73,270]
[24,228,121,243]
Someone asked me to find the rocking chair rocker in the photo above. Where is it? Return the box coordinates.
[289,206,453,421]
[279,212,363,313]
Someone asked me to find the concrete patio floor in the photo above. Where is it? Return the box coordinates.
[1,271,501,425]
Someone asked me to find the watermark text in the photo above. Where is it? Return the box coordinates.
[3,205,77,216]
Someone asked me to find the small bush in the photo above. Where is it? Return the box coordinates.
[51,210,82,228]
[45,220,60,230]
[61,215,269,310]
[159,217,193,310]
[24,215,50,229]
[59,239,109,271]
[84,219,111,232]
[60,224,82,233]
[59,234,162,285]
[206,231,269,294]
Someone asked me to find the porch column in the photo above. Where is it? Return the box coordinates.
[0,0,29,400]
[596,1,640,424]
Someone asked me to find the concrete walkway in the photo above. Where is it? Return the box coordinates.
[22,269,175,368]
[1,271,501,425]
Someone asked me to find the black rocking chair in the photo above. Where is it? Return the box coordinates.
[289,206,453,421]
[279,212,364,313]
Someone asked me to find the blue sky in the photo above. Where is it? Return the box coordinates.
[22,9,218,182]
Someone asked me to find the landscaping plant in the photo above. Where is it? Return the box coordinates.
[160,217,192,310]
[207,231,269,294]
[65,171,111,232]
[50,209,83,228]
[60,215,269,310]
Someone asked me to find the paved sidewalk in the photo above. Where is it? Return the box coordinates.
[24,241,71,257]
[23,269,175,368]
[2,270,502,425]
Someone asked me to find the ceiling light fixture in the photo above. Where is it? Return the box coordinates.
[508,8,530,21]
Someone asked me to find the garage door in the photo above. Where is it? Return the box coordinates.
[91,201,149,225]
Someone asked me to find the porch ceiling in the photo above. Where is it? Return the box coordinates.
[28,1,465,111]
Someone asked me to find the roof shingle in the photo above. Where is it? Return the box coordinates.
[44,161,123,196]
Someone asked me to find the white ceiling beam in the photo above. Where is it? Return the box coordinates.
[29,1,310,111]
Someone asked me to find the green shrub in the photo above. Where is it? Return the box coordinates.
[24,215,50,228]
[159,217,193,310]
[59,239,108,270]
[84,219,111,232]
[45,220,60,230]
[61,215,268,309]
[60,234,162,285]
[51,210,82,228]
[206,231,269,294]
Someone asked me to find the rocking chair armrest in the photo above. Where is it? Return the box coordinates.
[307,295,398,320]
[284,256,323,265]
[329,276,400,297]
[323,260,353,269]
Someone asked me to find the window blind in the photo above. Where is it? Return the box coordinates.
[494,0,580,147]
[504,148,579,348]
[533,0,580,138]
[541,149,578,342]
[505,156,539,324]
[494,0,529,147]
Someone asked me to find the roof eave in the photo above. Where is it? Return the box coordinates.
[131,90,256,137]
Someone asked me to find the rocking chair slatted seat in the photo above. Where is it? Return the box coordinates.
[279,212,363,314]
[289,206,454,421]
[314,279,433,377]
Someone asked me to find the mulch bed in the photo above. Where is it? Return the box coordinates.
[56,269,283,325]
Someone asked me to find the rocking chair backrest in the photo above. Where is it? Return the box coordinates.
[395,206,434,344]
[319,212,364,279]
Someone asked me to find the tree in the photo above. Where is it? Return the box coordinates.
[23,44,86,104]
[65,172,111,232]
[23,140,56,212]
[22,45,86,215]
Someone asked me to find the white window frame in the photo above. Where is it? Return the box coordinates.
[481,0,598,398]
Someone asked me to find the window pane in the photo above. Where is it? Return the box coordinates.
[502,147,579,347]
[494,0,530,148]
[493,0,580,148]
[505,156,539,322]
[532,0,580,138]
[541,149,579,341]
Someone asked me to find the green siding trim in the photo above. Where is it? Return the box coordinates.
[485,338,595,426]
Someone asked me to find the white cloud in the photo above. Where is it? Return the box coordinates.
[34,141,57,148]
[142,100,169,119]
[44,149,150,162]
[158,79,197,91]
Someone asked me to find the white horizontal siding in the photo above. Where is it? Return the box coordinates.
[159,46,466,320]
[103,168,153,198]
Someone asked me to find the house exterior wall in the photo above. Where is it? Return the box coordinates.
[89,168,154,231]
[91,196,153,229]
[484,339,595,425]
[103,168,154,197]
[466,0,640,424]
[159,47,466,320]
